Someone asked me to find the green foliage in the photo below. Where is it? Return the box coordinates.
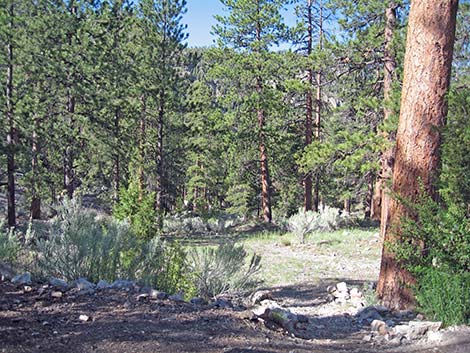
[34,198,191,295]
[287,206,357,243]
[396,196,470,274]
[188,243,261,299]
[113,178,159,239]
[0,221,21,265]
[414,268,470,326]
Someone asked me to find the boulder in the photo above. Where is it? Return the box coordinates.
[250,290,273,305]
[49,277,68,290]
[74,278,95,292]
[110,280,135,290]
[150,290,168,300]
[96,280,110,290]
[11,272,32,285]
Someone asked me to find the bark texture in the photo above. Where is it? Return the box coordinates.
[371,1,398,221]
[6,0,16,227]
[377,0,459,310]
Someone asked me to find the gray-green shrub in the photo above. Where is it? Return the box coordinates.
[0,221,21,265]
[188,243,261,299]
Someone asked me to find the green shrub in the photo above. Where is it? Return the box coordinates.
[188,243,261,299]
[415,268,470,326]
[34,198,193,295]
[0,221,21,265]
[287,206,357,243]
[113,178,159,239]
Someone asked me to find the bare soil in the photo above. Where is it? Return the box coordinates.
[1,280,469,353]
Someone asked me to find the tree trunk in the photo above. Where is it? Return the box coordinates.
[113,109,121,203]
[304,0,314,211]
[371,1,398,221]
[313,0,324,213]
[364,172,374,219]
[258,106,272,223]
[377,0,458,310]
[138,95,147,202]
[64,3,77,200]
[30,115,41,220]
[6,1,16,227]
[155,90,165,213]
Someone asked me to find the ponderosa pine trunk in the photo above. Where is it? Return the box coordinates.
[377,0,459,310]
[371,1,398,221]
[304,0,314,211]
[6,0,16,227]
[30,115,41,220]
[138,95,147,202]
[258,103,272,223]
[156,89,165,213]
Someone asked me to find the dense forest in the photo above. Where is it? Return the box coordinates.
[1,0,470,313]
[0,0,468,226]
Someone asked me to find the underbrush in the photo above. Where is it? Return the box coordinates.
[3,199,261,299]
[287,206,359,243]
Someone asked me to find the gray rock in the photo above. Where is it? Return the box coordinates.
[250,290,273,305]
[214,297,233,309]
[336,282,348,293]
[350,287,362,298]
[357,306,384,324]
[96,280,110,289]
[0,262,15,281]
[110,280,135,290]
[11,272,32,285]
[362,334,373,342]
[51,291,63,298]
[74,278,95,291]
[392,321,442,341]
[371,319,388,335]
[190,297,207,306]
[150,290,168,300]
[169,293,185,302]
[78,314,90,322]
[49,277,68,290]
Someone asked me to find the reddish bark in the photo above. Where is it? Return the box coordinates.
[377,0,459,310]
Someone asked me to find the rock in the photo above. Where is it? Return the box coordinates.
[11,272,32,285]
[49,277,69,290]
[190,297,206,306]
[371,319,388,335]
[110,280,135,290]
[24,286,33,293]
[51,291,63,298]
[150,290,168,300]
[78,315,90,322]
[392,321,442,341]
[0,262,15,281]
[250,290,273,305]
[169,293,185,302]
[237,309,258,321]
[96,280,110,290]
[336,282,348,293]
[362,334,373,342]
[357,306,384,324]
[136,293,149,301]
[74,278,95,291]
[350,287,362,298]
[214,297,233,309]
[407,321,442,339]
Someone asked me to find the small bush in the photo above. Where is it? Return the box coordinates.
[188,243,261,299]
[415,268,470,326]
[288,206,356,243]
[34,198,192,295]
[0,221,21,265]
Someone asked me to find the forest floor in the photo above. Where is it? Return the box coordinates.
[1,227,470,353]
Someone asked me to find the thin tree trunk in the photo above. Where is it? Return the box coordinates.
[371,1,398,221]
[258,104,272,223]
[364,172,374,219]
[304,0,314,211]
[113,109,121,203]
[30,115,41,220]
[377,0,458,310]
[155,90,165,213]
[138,95,147,202]
[64,2,77,200]
[313,0,324,213]
[6,0,16,227]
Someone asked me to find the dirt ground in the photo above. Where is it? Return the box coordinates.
[1,280,469,353]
